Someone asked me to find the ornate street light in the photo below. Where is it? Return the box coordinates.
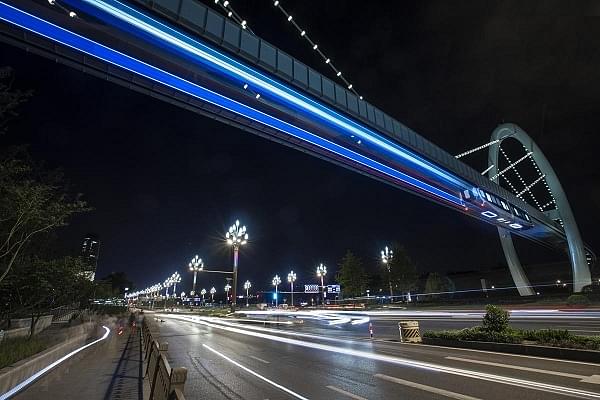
[244,280,252,307]
[171,272,181,298]
[316,263,327,306]
[225,220,248,311]
[272,274,281,307]
[287,270,297,307]
[200,288,207,303]
[381,246,394,300]
[225,283,232,304]
[189,255,204,295]
[210,286,216,302]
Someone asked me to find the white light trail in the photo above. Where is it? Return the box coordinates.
[169,316,600,399]
[202,344,310,400]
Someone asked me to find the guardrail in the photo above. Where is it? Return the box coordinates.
[141,316,187,400]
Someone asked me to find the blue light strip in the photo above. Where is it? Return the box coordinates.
[66,0,468,190]
[0,2,463,206]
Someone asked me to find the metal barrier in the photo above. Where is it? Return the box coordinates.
[398,320,421,343]
[141,317,187,400]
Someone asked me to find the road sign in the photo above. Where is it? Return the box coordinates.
[304,284,319,293]
[327,284,340,293]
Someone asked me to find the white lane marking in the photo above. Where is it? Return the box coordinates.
[414,342,600,367]
[167,315,600,399]
[202,344,309,400]
[0,326,111,400]
[249,355,271,364]
[445,356,592,381]
[447,356,600,385]
[326,385,368,400]
[374,374,481,400]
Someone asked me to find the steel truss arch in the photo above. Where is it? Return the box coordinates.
[488,123,592,294]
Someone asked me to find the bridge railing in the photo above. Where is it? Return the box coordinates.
[141,316,187,400]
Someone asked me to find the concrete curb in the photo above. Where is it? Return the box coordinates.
[422,337,600,363]
[0,322,98,396]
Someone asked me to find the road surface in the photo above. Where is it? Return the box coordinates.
[154,313,600,400]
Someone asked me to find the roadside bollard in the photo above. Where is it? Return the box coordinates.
[398,320,421,343]
[369,322,374,339]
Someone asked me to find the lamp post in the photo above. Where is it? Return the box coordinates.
[381,246,394,301]
[225,283,231,304]
[226,220,248,312]
[171,272,181,298]
[164,278,172,298]
[210,287,216,303]
[287,270,296,307]
[244,280,251,307]
[189,255,203,295]
[200,288,207,304]
[316,263,327,306]
[272,274,281,307]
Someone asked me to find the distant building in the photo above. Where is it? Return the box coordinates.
[81,234,100,281]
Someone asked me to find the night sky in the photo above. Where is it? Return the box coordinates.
[2,1,599,293]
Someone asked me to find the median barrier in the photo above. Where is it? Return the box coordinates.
[141,317,187,400]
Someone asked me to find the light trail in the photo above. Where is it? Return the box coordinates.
[166,315,600,399]
[203,344,310,400]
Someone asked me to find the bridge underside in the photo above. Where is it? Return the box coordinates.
[0,0,594,292]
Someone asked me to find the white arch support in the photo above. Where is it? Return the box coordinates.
[488,123,592,294]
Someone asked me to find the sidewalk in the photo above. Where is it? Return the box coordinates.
[14,322,143,400]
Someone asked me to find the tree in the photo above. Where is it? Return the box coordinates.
[383,245,418,295]
[0,256,91,335]
[424,272,455,298]
[0,66,33,135]
[0,147,90,283]
[336,251,367,298]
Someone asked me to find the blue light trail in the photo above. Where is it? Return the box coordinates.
[0,1,464,206]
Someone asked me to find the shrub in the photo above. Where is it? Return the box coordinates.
[0,336,50,369]
[522,329,571,342]
[482,304,510,332]
[566,294,590,306]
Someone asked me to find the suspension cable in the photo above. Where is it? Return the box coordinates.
[214,0,254,34]
[516,174,547,198]
[523,144,557,210]
[455,139,500,159]
[47,0,78,18]
[271,1,363,99]
[481,164,494,175]
[499,146,544,211]
[489,151,533,181]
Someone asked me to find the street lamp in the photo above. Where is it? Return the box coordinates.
[164,278,172,298]
[210,287,216,302]
[225,283,231,304]
[381,246,394,301]
[189,255,203,295]
[225,219,248,311]
[316,263,327,306]
[272,274,281,307]
[244,280,252,307]
[171,272,181,298]
[287,270,297,307]
[200,288,207,303]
